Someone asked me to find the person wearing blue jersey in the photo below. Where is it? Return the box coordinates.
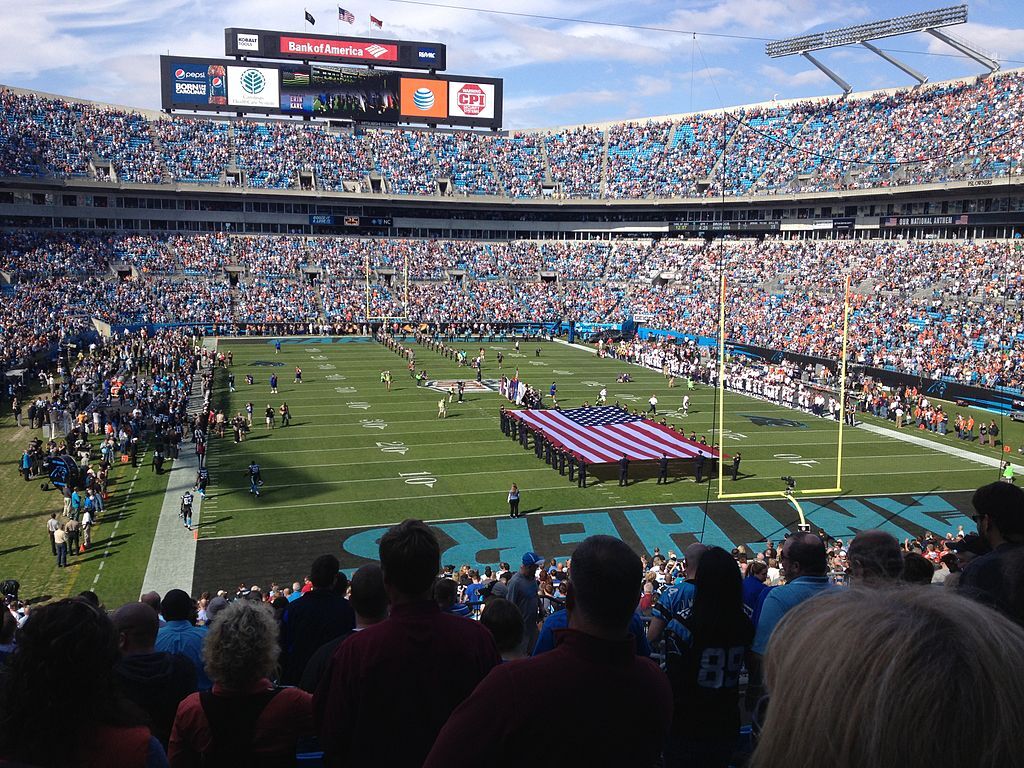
[648,543,705,644]
[194,467,209,497]
[664,547,754,768]
[246,460,263,497]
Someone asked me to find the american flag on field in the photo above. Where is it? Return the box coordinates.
[509,406,721,465]
[339,6,355,23]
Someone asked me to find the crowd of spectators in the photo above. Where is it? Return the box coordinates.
[5,70,1024,197]
[3,488,1022,766]
[6,230,1024,389]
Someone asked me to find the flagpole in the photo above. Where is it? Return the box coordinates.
[304,8,308,32]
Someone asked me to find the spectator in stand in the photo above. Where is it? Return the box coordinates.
[112,602,198,749]
[300,563,388,693]
[752,533,834,657]
[314,519,499,768]
[506,550,545,655]
[751,588,1024,768]
[846,529,904,585]
[959,481,1024,626]
[665,547,754,768]
[0,597,169,767]
[479,597,526,661]
[902,551,938,585]
[742,560,770,618]
[169,600,313,766]
[423,535,672,767]
[648,543,705,643]
[279,554,355,686]
[156,589,211,692]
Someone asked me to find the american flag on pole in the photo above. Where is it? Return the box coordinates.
[339,6,355,23]
[509,406,721,464]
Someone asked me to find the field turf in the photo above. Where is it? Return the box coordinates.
[198,337,1002,539]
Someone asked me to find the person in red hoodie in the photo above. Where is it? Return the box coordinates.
[424,535,673,767]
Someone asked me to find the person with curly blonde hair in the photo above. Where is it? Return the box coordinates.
[168,600,313,766]
[752,587,1024,768]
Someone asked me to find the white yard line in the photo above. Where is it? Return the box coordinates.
[856,421,1017,472]
[140,449,200,598]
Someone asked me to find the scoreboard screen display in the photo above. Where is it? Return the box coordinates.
[162,55,502,128]
[280,66,399,121]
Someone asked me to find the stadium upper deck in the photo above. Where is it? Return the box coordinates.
[2,68,1023,200]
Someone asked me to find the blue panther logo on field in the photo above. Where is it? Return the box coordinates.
[741,414,809,428]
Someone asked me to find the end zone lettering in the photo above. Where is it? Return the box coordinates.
[279,36,398,62]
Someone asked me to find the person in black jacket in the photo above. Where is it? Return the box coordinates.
[279,554,355,685]
[112,602,198,749]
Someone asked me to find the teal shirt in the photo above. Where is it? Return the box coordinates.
[752,575,834,655]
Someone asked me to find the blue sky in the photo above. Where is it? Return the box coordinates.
[2,0,1024,128]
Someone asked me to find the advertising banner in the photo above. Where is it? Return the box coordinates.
[169,62,226,106]
[279,35,399,63]
[227,65,280,109]
[225,27,447,71]
[400,77,448,119]
[448,81,494,119]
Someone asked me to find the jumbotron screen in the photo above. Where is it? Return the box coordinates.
[160,55,502,128]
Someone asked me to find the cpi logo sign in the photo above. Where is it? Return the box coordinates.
[448,81,495,119]
[456,83,486,115]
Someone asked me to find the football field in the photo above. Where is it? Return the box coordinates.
[187,336,1000,591]
[1,336,1014,606]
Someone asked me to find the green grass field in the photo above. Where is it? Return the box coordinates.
[1,335,1016,606]
[199,337,1003,538]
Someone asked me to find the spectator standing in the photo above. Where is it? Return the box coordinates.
[424,535,672,767]
[506,551,544,654]
[155,589,211,691]
[169,601,313,766]
[112,602,197,749]
[314,519,499,768]
[279,554,355,686]
[751,588,1024,768]
[0,598,169,767]
[959,481,1024,626]
[847,529,903,585]
[664,547,753,768]
[299,563,388,693]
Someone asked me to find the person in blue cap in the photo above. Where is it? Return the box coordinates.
[506,551,545,655]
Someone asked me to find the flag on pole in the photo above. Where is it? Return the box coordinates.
[338,6,355,23]
[305,9,317,25]
[370,15,383,28]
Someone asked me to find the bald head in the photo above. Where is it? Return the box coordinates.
[783,533,827,578]
[140,591,161,614]
[684,543,708,580]
[112,602,159,654]
[848,530,903,584]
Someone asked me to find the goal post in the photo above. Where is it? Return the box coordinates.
[364,247,410,323]
[715,273,851,499]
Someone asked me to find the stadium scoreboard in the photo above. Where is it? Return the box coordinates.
[160,55,502,129]
[670,220,782,236]
[225,28,447,71]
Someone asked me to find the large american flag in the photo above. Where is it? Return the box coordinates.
[509,406,721,465]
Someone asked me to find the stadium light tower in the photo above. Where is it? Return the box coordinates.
[765,5,996,95]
